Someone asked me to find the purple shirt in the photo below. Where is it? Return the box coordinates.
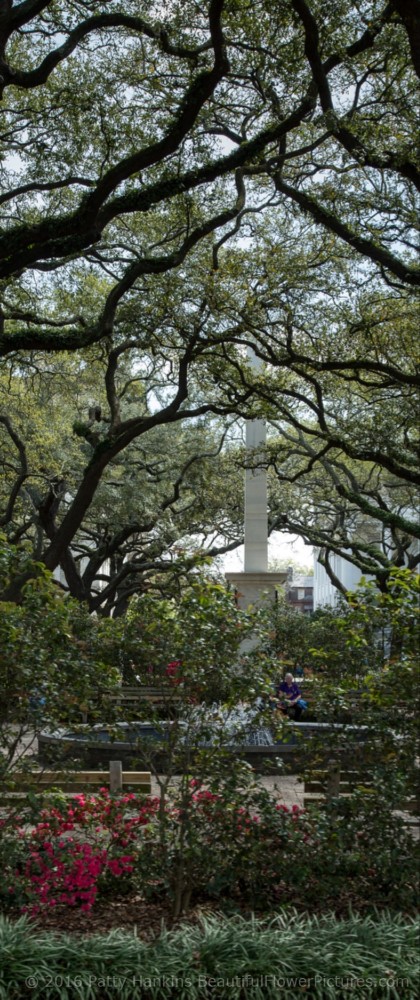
[277,681,301,701]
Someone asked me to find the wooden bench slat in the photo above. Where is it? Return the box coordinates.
[3,770,150,784]
[9,772,111,784]
[304,782,374,793]
[0,787,152,804]
[0,764,151,803]
[106,691,182,701]
[303,762,418,828]
[2,784,151,793]
[402,799,420,814]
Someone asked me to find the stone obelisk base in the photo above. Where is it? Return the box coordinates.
[225,571,287,610]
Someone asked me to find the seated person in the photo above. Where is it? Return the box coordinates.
[276,672,306,721]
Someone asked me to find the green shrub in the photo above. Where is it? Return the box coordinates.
[2,780,418,920]
[0,536,121,785]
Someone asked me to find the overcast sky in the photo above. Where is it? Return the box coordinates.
[223,531,313,573]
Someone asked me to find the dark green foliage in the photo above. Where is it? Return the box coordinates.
[0,536,121,780]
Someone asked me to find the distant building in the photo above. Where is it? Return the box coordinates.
[286,570,314,614]
[313,537,419,609]
[313,552,366,609]
[312,506,419,609]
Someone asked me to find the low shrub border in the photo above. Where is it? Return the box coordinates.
[1,783,418,919]
[0,911,419,1000]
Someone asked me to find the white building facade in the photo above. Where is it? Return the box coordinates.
[313,551,371,609]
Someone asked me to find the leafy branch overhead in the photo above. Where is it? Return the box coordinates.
[0,2,418,308]
[0,0,418,607]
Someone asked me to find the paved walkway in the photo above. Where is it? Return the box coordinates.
[15,730,304,805]
[150,775,304,807]
[257,775,304,806]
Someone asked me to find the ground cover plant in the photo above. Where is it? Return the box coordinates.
[0,910,419,1000]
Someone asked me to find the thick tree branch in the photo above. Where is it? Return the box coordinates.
[0,173,247,356]
[274,176,419,285]
[0,176,95,207]
[0,8,212,91]
[0,414,28,525]
[292,0,420,190]
[335,483,420,539]
[0,96,316,279]
[390,0,420,78]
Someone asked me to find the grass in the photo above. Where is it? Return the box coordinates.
[0,909,419,998]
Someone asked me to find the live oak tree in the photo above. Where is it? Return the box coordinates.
[267,444,419,593]
[0,0,418,300]
[197,191,418,585]
[191,213,419,591]
[0,344,245,611]
[201,206,419,480]
[0,0,418,601]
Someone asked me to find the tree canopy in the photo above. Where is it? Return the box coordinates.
[0,0,418,605]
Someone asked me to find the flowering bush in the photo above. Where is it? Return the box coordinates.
[126,780,419,915]
[129,781,315,915]
[19,839,134,913]
[2,789,160,914]
[1,786,311,916]
[2,781,418,918]
[29,788,160,847]
[165,659,183,685]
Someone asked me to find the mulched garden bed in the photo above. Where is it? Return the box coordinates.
[4,879,416,940]
[4,898,223,940]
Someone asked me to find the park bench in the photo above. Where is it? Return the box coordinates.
[303,759,419,826]
[106,685,182,705]
[80,685,183,722]
[303,761,373,805]
[0,760,151,805]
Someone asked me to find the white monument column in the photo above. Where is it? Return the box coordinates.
[244,415,268,573]
[226,348,286,608]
